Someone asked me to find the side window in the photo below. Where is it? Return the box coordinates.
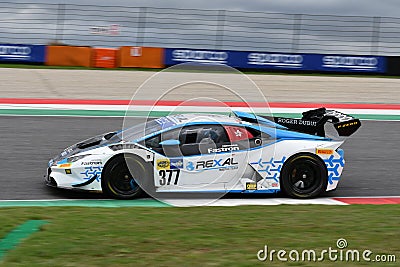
[144,125,242,156]
[180,129,198,144]
[144,134,161,150]
[143,128,181,155]
[179,125,229,156]
[224,125,268,149]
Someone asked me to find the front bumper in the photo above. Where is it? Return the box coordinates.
[44,153,110,192]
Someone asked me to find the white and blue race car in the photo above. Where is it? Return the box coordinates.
[46,108,361,199]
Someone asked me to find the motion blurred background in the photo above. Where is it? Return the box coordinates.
[1,0,400,54]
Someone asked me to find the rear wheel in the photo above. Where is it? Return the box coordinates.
[102,155,149,199]
[280,154,327,198]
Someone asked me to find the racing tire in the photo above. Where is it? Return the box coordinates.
[102,154,151,199]
[280,153,327,199]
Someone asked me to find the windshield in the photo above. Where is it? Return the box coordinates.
[117,119,163,142]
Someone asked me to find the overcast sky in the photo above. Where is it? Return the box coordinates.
[14,0,398,17]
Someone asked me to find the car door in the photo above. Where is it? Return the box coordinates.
[149,124,249,192]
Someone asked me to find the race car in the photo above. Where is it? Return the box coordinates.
[45,108,361,199]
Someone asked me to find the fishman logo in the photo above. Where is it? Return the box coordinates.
[208,144,239,153]
[172,49,228,64]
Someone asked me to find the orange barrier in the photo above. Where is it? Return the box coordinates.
[46,46,92,67]
[92,48,117,68]
[118,47,164,68]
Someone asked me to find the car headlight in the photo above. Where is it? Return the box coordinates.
[67,154,91,163]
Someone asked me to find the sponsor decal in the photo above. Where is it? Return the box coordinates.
[58,163,71,168]
[316,148,334,155]
[336,120,359,129]
[157,159,170,170]
[80,166,102,182]
[65,169,72,174]
[322,56,378,70]
[170,159,183,169]
[208,144,239,153]
[248,53,303,68]
[246,182,257,190]
[186,157,238,171]
[277,118,317,127]
[81,160,102,166]
[172,49,228,64]
[186,161,195,171]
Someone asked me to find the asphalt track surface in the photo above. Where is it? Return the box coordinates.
[0,116,399,200]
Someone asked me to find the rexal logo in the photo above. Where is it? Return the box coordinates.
[248,53,303,68]
[322,56,378,70]
[172,49,228,64]
[0,46,31,58]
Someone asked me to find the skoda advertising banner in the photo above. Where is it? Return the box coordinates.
[0,44,46,63]
[164,48,386,73]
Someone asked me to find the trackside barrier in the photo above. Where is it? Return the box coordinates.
[92,48,117,68]
[46,46,92,67]
[4,44,394,75]
[0,44,46,63]
[118,47,164,68]
[164,48,387,74]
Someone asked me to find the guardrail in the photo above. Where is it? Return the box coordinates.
[1,2,400,56]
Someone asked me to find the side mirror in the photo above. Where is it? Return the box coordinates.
[159,139,180,146]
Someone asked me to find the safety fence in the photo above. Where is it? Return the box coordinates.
[2,2,400,56]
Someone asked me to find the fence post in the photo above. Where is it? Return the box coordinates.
[136,7,147,46]
[291,14,302,53]
[215,10,225,49]
[371,16,381,55]
[55,3,65,43]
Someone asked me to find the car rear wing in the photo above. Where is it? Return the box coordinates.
[270,107,361,137]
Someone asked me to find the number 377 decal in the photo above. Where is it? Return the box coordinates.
[158,169,180,186]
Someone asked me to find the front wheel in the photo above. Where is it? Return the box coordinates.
[102,155,149,199]
[280,154,327,198]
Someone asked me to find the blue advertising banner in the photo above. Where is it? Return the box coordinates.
[164,48,386,73]
[0,44,46,63]
[312,54,386,73]
[164,48,230,65]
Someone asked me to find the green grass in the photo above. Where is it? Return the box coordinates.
[0,205,399,266]
[0,63,398,79]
